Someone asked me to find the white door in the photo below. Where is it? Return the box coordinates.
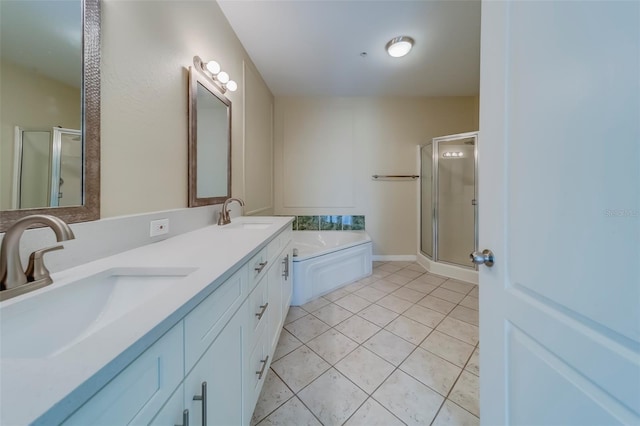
[479,1,639,425]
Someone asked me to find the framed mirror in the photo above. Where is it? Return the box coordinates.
[188,62,232,207]
[0,0,100,231]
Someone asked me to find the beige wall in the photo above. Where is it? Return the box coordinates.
[0,61,81,210]
[243,62,274,215]
[274,96,478,256]
[100,0,273,217]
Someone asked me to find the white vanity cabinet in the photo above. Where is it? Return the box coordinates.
[268,242,293,354]
[149,296,248,426]
[61,324,184,426]
[242,229,293,422]
[183,301,248,426]
[59,223,294,426]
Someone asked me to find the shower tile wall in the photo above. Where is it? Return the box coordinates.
[292,216,365,231]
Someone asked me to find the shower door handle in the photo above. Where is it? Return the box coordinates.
[471,199,477,206]
[470,249,494,267]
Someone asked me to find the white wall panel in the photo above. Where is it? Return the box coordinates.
[282,102,355,208]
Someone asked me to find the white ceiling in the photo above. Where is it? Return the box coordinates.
[217,0,481,97]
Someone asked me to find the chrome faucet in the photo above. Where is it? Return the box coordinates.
[0,214,75,301]
[217,198,245,225]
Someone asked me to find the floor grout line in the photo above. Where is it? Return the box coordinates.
[257,262,480,425]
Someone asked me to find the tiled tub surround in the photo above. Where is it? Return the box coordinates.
[291,215,365,231]
[252,261,479,426]
[0,216,293,425]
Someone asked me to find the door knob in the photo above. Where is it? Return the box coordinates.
[470,249,495,267]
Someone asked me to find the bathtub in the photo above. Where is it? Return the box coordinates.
[291,231,372,306]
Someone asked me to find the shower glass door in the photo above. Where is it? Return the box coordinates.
[52,128,83,207]
[13,127,82,208]
[436,136,476,267]
[420,143,434,258]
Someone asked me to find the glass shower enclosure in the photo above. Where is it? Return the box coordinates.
[12,127,82,209]
[420,132,478,269]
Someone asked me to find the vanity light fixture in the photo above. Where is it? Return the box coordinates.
[193,56,237,93]
[205,60,221,74]
[386,36,414,58]
[443,151,464,158]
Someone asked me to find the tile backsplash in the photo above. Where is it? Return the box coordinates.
[291,215,365,231]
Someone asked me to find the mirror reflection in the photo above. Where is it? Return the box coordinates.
[188,67,231,207]
[196,82,229,198]
[0,0,82,211]
[15,128,82,209]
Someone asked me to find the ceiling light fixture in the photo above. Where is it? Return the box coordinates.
[193,56,238,93]
[386,36,414,58]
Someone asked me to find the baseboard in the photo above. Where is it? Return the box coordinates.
[416,252,478,284]
[372,255,417,262]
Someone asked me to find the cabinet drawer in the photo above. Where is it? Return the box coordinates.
[62,324,183,426]
[248,247,268,290]
[246,275,268,349]
[184,266,246,371]
[245,329,270,416]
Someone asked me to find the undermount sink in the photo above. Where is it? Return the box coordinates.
[221,221,273,230]
[0,266,197,359]
[236,223,271,229]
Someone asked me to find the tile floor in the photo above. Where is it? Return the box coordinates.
[251,261,480,426]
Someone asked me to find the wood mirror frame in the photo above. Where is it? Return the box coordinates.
[187,62,232,207]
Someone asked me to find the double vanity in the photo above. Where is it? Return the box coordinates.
[0,216,294,425]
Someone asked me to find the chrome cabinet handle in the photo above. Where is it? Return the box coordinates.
[256,355,269,379]
[192,381,207,426]
[470,249,495,267]
[175,409,189,426]
[255,261,268,273]
[282,254,289,280]
[255,303,268,320]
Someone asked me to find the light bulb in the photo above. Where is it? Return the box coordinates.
[226,80,238,92]
[205,60,220,75]
[217,71,230,84]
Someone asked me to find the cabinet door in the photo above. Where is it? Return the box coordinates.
[267,258,283,354]
[184,302,247,426]
[184,266,247,372]
[150,384,185,426]
[62,324,183,426]
[244,329,269,422]
[281,243,293,317]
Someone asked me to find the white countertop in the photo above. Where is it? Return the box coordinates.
[0,216,293,426]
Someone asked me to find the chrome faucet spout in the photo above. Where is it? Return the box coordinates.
[217,198,245,226]
[0,214,75,293]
